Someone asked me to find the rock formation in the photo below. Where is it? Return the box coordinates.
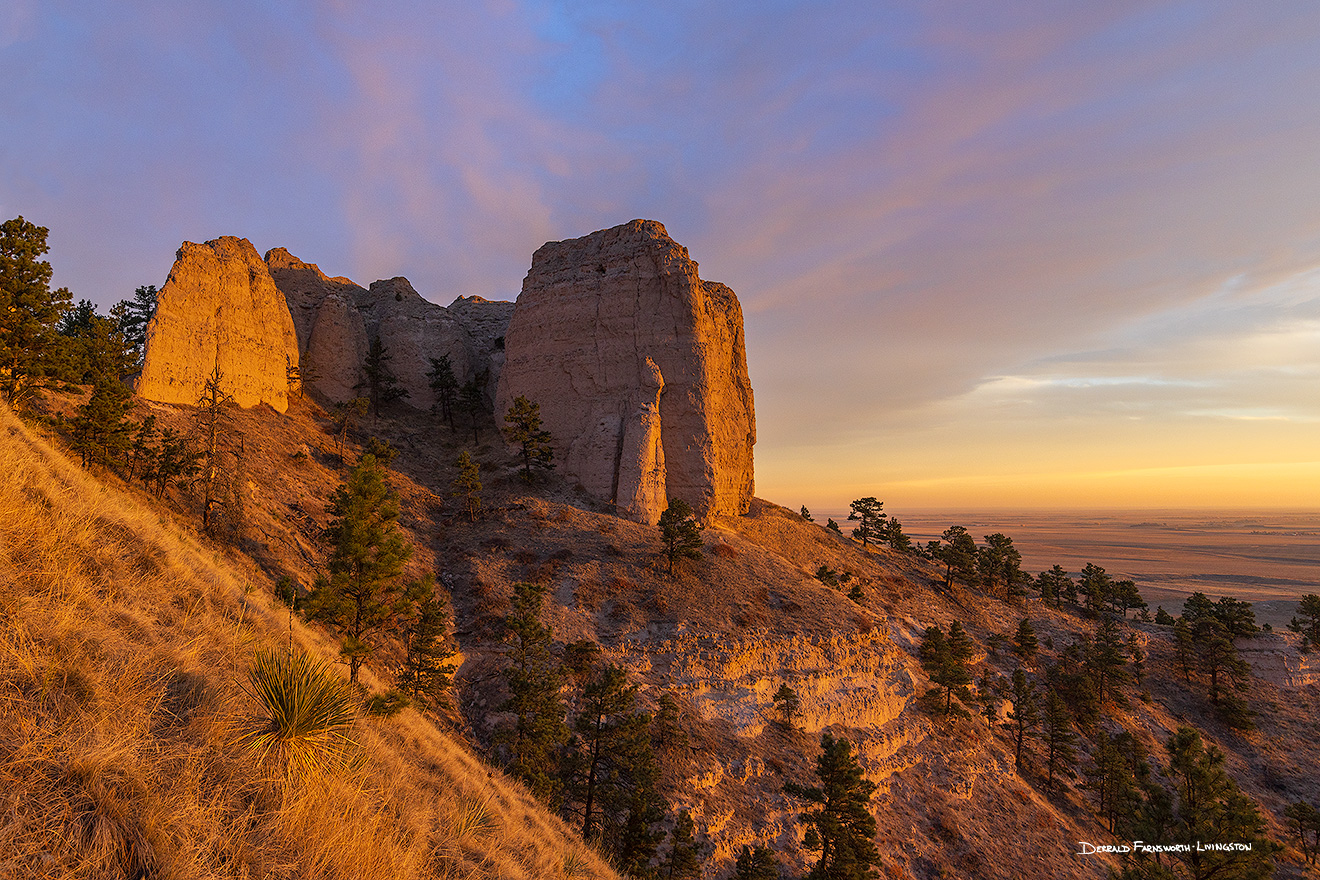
[264,250,516,409]
[496,219,756,524]
[138,237,300,412]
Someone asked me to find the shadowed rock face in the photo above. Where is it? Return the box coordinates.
[138,237,299,412]
[496,219,756,524]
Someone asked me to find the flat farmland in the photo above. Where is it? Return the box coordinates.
[819,508,1320,628]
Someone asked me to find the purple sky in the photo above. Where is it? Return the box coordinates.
[5,2,1320,509]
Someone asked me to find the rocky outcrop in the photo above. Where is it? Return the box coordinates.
[496,220,756,524]
[263,250,515,409]
[138,237,299,412]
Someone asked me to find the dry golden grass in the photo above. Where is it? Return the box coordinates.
[0,404,619,880]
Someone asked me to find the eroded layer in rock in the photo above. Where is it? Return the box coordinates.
[496,220,756,524]
[138,237,299,412]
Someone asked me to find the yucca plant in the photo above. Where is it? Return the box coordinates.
[240,648,356,778]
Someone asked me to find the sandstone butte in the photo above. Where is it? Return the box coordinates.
[496,219,756,525]
[138,237,300,413]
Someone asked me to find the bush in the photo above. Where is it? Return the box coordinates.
[240,649,356,777]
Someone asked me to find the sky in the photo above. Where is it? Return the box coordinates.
[4,1,1320,511]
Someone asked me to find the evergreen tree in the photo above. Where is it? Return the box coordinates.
[459,377,486,444]
[661,810,702,880]
[784,733,880,880]
[847,497,886,547]
[1173,617,1195,683]
[1079,563,1113,616]
[1128,634,1145,686]
[71,373,135,468]
[0,216,72,405]
[1087,617,1129,708]
[500,581,569,806]
[1006,668,1039,772]
[772,683,801,729]
[934,526,978,589]
[451,450,482,522]
[330,397,368,462]
[659,498,703,577]
[1111,579,1147,619]
[1157,727,1279,879]
[977,668,1000,724]
[1288,593,1320,651]
[192,367,238,532]
[826,518,841,534]
[126,414,157,482]
[58,301,134,385]
[426,354,459,432]
[110,284,157,367]
[561,665,659,851]
[1154,606,1176,626]
[800,505,814,522]
[1035,565,1076,607]
[881,517,913,553]
[1012,618,1039,664]
[1284,801,1320,867]
[1042,690,1076,789]
[305,453,412,683]
[502,394,555,481]
[1213,596,1259,640]
[357,335,409,417]
[732,844,780,880]
[398,576,456,702]
[920,623,973,715]
[978,533,1023,600]
[145,427,200,498]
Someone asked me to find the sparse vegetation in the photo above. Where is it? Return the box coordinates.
[240,648,357,778]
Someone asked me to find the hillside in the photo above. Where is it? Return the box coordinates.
[10,386,1320,879]
[0,402,620,880]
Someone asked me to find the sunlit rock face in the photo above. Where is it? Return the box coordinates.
[496,220,756,524]
[139,237,299,412]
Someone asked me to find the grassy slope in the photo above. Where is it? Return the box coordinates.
[0,402,620,880]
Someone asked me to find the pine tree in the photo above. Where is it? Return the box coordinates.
[500,581,568,806]
[459,378,485,444]
[978,533,1023,600]
[561,665,659,850]
[1079,563,1113,616]
[1111,579,1147,619]
[882,517,914,553]
[659,498,703,577]
[398,576,456,703]
[1288,594,1320,650]
[144,427,200,498]
[451,450,482,522]
[1154,606,1176,626]
[192,367,238,532]
[1284,801,1320,867]
[1012,618,1039,664]
[1007,668,1039,772]
[0,216,72,406]
[826,518,841,534]
[732,844,780,880]
[772,683,801,729]
[426,354,459,432]
[330,397,368,463]
[847,497,885,547]
[1041,689,1075,789]
[935,526,978,588]
[661,810,702,880]
[357,335,409,417]
[1087,617,1129,708]
[304,453,412,684]
[502,395,555,482]
[800,505,813,522]
[1174,617,1195,683]
[110,284,156,367]
[71,373,135,468]
[784,732,880,880]
[1159,727,1279,879]
[1035,565,1075,607]
[920,623,973,715]
[126,415,157,482]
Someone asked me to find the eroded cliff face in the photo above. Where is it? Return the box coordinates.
[138,237,299,412]
[496,220,756,525]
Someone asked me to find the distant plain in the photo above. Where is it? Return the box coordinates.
[817,508,1320,628]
